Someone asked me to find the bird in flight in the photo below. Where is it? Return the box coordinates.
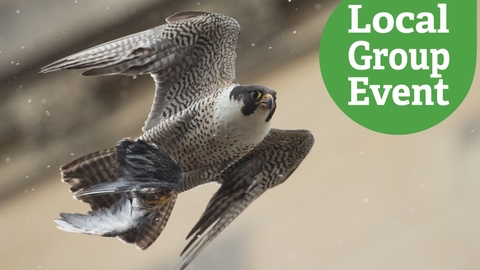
[42,11,314,269]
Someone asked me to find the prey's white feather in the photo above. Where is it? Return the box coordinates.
[55,194,144,236]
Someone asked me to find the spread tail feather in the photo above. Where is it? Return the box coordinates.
[60,147,120,210]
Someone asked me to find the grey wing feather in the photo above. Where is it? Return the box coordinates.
[75,181,179,198]
[178,187,264,269]
[166,11,210,22]
[40,11,240,131]
[55,194,144,236]
[40,26,178,75]
[177,129,314,270]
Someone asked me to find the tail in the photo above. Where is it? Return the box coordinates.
[58,139,178,249]
[118,194,177,250]
[60,147,120,210]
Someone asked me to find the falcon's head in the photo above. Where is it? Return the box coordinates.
[229,85,277,122]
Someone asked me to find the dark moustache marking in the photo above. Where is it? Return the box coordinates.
[229,85,277,120]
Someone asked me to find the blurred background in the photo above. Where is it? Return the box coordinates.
[1,0,480,269]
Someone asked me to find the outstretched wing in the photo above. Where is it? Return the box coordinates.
[41,11,240,131]
[177,129,315,269]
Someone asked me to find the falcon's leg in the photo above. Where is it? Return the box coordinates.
[142,192,175,207]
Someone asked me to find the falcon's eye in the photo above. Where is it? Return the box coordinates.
[249,91,262,100]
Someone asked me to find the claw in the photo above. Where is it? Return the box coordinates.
[142,193,174,207]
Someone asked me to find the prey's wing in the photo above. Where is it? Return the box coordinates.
[76,139,181,198]
[55,194,141,237]
[55,193,178,250]
[41,11,240,131]
[177,129,315,269]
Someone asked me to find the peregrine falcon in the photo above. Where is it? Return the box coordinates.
[42,11,314,269]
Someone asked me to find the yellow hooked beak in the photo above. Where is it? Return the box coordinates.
[257,93,275,110]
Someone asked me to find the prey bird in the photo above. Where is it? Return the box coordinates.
[55,139,181,241]
[42,11,314,269]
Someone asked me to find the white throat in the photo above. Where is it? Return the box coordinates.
[213,85,271,144]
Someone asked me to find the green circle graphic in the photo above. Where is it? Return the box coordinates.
[320,0,476,135]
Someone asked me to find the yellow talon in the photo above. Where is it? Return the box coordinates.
[142,194,173,207]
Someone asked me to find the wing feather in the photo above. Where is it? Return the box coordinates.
[41,11,240,131]
[177,129,314,270]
